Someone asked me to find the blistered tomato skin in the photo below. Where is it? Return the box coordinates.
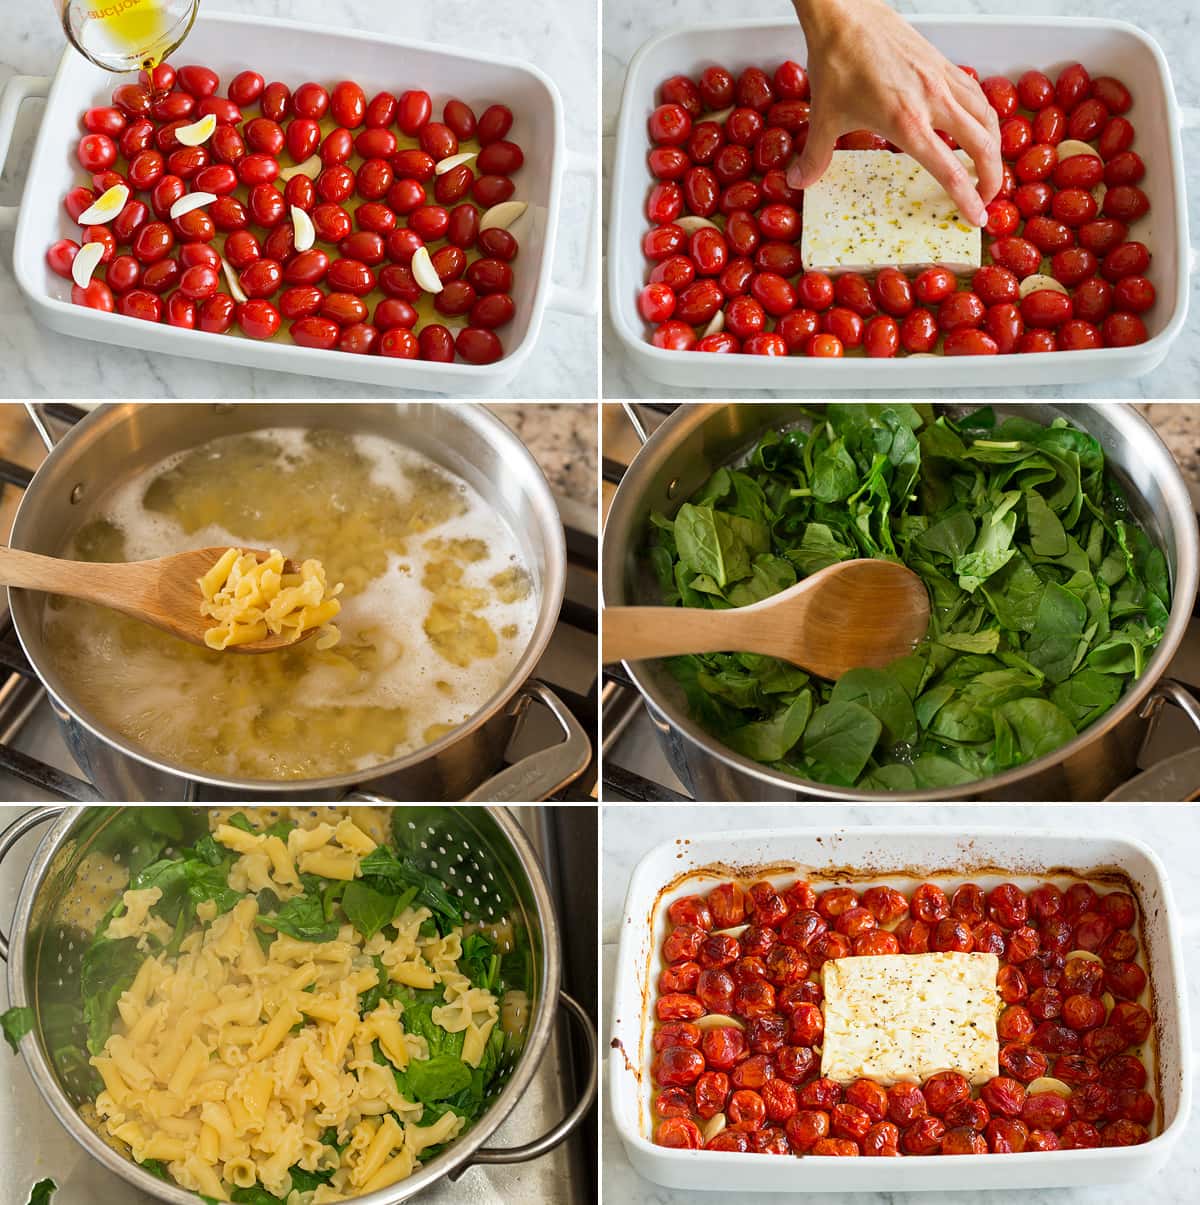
[651,874,1154,1158]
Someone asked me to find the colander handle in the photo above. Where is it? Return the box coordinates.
[454,990,597,1171]
[462,681,592,803]
[0,806,64,962]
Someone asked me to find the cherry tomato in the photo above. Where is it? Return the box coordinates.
[1052,188,1098,227]
[292,82,330,120]
[1015,144,1058,182]
[652,320,698,351]
[470,293,516,329]
[416,122,457,161]
[914,267,956,305]
[118,288,162,322]
[111,83,152,117]
[1069,99,1110,142]
[279,285,324,320]
[379,327,419,358]
[77,133,117,172]
[240,257,283,298]
[1099,117,1135,161]
[864,314,900,357]
[289,315,339,349]
[822,305,863,348]
[990,236,1042,277]
[1101,241,1151,281]
[900,308,939,352]
[331,81,367,129]
[1113,275,1155,313]
[985,302,1024,354]
[982,76,1019,118]
[478,140,524,175]
[938,291,985,331]
[1018,70,1055,111]
[1033,105,1066,146]
[1050,247,1097,287]
[476,103,513,146]
[236,298,281,340]
[456,326,504,364]
[1056,63,1092,110]
[229,70,265,107]
[1102,185,1150,223]
[1022,289,1073,328]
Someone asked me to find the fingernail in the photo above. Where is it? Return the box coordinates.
[786,164,806,190]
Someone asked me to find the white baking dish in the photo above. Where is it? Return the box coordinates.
[609,827,1190,1193]
[608,16,1193,392]
[0,9,597,394]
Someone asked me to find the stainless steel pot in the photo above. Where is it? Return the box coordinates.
[7,403,591,802]
[0,805,597,1203]
[603,403,1200,802]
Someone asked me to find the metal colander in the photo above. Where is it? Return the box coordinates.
[0,805,596,1204]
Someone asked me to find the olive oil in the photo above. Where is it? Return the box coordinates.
[58,0,198,72]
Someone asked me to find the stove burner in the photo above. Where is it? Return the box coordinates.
[0,405,598,803]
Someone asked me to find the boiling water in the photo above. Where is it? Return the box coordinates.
[42,428,539,781]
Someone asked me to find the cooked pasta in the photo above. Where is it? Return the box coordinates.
[199,547,343,651]
[42,430,538,779]
[76,808,526,1203]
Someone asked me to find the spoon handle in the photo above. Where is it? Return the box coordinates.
[0,546,143,608]
[602,605,757,664]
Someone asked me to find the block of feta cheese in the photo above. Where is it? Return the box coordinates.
[821,951,1000,1086]
[800,149,982,274]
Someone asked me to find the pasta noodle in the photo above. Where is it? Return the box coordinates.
[199,547,343,651]
[79,809,517,1203]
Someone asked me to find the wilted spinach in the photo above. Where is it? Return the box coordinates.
[647,405,1168,790]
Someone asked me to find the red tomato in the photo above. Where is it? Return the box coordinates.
[1113,275,1155,313]
[1099,117,1135,160]
[914,267,956,304]
[1018,70,1055,111]
[938,292,985,331]
[863,314,899,357]
[900,308,938,353]
[331,81,367,129]
[238,298,282,340]
[750,272,796,317]
[834,273,877,318]
[990,236,1042,277]
[649,104,692,146]
[177,65,219,99]
[229,70,265,107]
[77,133,117,172]
[807,332,844,358]
[1101,241,1151,281]
[873,268,914,316]
[1102,186,1150,223]
[1056,63,1092,110]
[1050,247,1098,287]
[973,265,1019,306]
[652,320,698,351]
[982,76,1018,118]
[1015,143,1058,182]
[985,302,1024,353]
[743,333,789,356]
[823,306,863,348]
[279,285,324,320]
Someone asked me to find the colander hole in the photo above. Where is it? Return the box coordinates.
[429,860,439,869]
[419,840,428,850]
[438,845,446,855]
[465,874,473,884]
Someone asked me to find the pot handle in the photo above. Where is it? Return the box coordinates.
[548,149,599,317]
[451,990,597,1174]
[1112,678,1200,802]
[0,806,64,962]
[0,75,51,234]
[463,680,592,803]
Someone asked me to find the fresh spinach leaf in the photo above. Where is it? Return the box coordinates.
[1,1005,34,1053]
[26,1181,56,1205]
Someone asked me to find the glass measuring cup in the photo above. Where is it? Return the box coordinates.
[56,0,200,72]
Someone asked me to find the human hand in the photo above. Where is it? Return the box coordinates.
[788,0,1001,226]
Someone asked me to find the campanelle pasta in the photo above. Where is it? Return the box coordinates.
[83,811,513,1203]
[199,548,343,652]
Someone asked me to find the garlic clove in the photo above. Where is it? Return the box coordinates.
[435,151,477,176]
[675,215,720,235]
[291,205,316,252]
[76,183,130,225]
[71,241,106,289]
[1056,139,1101,161]
[479,201,528,232]
[703,309,725,337]
[174,113,218,147]
[279,154,322,182]
[169,191,217,221]
[706,106,735,125]
[1019,273,1069,299]
[410,245,444,294]
[220,257,248,303]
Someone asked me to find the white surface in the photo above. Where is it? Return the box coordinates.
[0,0,598,399]
[602,0,1200,399]
[601,804,1200,1201]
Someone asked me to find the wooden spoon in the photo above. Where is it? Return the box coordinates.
[0,545,315,653]
[603,559,930,681]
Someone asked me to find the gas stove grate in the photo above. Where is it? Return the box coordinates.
[0,405,598,804]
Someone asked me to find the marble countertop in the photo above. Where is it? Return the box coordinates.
[0,0,597,399]
[1141,402,1200,485]
[601,803,1200,1204]
[602,0,1200,399]
[488,402,598,510]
